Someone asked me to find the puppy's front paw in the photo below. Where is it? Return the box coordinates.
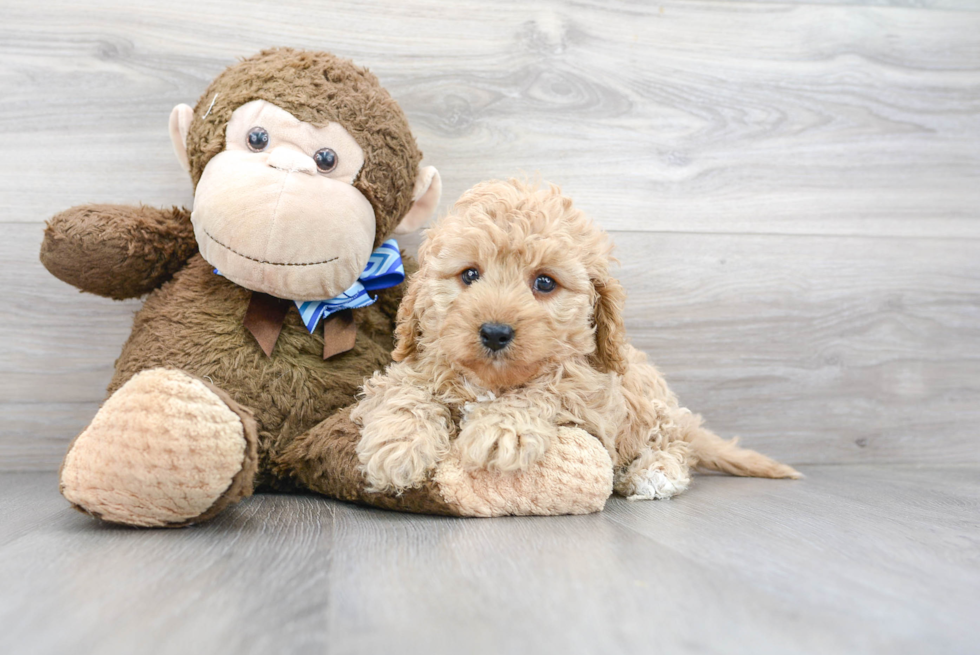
[354,393,453,494]
[359,437,447,493]
[456,421,554,473]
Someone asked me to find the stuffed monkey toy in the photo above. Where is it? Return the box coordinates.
[40,49,612,526]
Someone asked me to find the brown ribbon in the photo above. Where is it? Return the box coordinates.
[321,308,357,360]
[243,292,356,360]
[243,292,291,358]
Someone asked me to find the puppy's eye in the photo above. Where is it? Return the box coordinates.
[247,127,270,151]
[533,275,557,293]
[314,148,338,173]
[461,268,480,285]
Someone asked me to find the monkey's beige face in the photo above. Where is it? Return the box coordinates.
[418,216,596,390]
[191,100,375,301]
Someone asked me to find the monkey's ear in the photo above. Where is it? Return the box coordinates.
[394,166,442,234]
[169,104,194,174]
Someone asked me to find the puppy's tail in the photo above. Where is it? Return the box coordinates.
[675,410,802,479]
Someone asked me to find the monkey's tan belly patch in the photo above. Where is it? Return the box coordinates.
[434,427,613,517]
[60,369,247,527]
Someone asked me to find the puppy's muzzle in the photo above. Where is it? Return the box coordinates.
[480,322,515,352]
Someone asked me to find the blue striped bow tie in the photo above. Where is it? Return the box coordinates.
[214,239,405,331]
[294,239,405,332]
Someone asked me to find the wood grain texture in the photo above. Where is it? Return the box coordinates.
[4,221,977,468]
[1,0,978,469]
[1,467,977,654]
[1,0,978,236]
[748,0,980,9]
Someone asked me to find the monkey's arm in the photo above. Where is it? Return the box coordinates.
[40,204,198,300]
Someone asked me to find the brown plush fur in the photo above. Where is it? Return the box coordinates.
[39,49,462,523]
[356,180,800,498]
[41,205,197,300]
[186,48,422,247]
[108,254,409,491]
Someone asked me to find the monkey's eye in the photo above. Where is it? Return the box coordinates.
[533,275,557,293]
[461,268,480,285]
[314,148,338,173]
[247,127,270,151]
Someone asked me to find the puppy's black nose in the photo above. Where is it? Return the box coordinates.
[480,322,515,352]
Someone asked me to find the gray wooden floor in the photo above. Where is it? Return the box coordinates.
[1,467,977,655]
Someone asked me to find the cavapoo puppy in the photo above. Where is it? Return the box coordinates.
[353,179,800,499]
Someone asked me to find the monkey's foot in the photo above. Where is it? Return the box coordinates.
[60,368,258,527]
[433,427,614,517]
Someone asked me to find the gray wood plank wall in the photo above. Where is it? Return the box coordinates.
[2,0,978,470]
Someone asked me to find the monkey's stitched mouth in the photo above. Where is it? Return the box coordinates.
[202,227,340,267]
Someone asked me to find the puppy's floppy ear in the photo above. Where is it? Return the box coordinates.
[392,272,423,362]
[589,275,629,375]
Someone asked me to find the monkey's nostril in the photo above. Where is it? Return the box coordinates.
[480,322,515,352]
